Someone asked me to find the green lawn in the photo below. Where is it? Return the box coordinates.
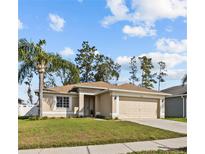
[164,118,187,123]
[19,118,186,149]
[128,148,187,154]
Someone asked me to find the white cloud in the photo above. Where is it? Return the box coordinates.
[49,13,65,32]
[59,47,74,56]
[101,0,130,27]
[139,52,186,69]
[101,0,186,37]
[167,69,186,80]
[131,0,186,23]
[18,19,23,30]
[116,52,186,69]
[156,38,187,53]
[122,25,156,37]
[116,56,131,65]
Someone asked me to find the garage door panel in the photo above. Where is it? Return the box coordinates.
[119,98,158,119]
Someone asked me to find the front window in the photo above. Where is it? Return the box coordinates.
[56,96,69,108]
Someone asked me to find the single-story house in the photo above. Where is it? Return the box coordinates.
[161,85,187,118]
[37,81,170,119]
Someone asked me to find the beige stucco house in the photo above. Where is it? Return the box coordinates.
[40,81,170,119]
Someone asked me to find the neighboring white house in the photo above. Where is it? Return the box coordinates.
[18,98,39,116]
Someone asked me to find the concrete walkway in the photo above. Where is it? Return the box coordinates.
[122,118,187,134]
[19,137,187,154]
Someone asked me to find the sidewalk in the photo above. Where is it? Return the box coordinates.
[19,137,187,154]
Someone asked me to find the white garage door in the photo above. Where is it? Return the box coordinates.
[119,97,158,119]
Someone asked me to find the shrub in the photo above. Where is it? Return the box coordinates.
[95,115,105,119]
[28,116,39,120]
[40,116,48,120]
[18,116,30,120]
[114,117,119,120]
[105,117,112,120]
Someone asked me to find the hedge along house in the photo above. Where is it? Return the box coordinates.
[36,81,171,119]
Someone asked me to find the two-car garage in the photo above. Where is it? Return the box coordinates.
[118,97,159,119]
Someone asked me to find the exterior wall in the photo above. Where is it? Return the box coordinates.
[165,96,186,117]
[97,92,112,117]
[78,88,102,94]
[159,98,165,118]
[111,95,119,118]
[79,93,84,116]
[111,91,165,99]
[95,95,100,115]
[42,94,78,117]
[42,95,54,112]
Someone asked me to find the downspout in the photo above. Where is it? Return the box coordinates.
[181,96,185,117]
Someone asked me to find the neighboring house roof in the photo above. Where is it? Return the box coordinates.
[161,85,187,96]
[41,81,169,96]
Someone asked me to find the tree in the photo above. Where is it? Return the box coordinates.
[157,61,167,91]
[138,56,157,89]
[75,41,96,82]
[129,56,139,85]
[94,54,121,82]
[182,74,187,86]
[56,62,80,85]
[18,39,66,116]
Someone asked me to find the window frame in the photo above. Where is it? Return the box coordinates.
[56,96,70,108]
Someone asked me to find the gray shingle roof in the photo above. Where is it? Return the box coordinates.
[161,85,187,95]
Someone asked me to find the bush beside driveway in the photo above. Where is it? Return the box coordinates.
[19,118,185,149]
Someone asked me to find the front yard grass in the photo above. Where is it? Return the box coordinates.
[164,118,187,123]
[19,118,186,149]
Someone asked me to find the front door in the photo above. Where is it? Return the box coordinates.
[84,96,95,117]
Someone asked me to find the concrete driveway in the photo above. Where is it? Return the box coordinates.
[122,118,187,134]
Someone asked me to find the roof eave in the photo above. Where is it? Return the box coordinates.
[73,85,108,90]
[109,88,172,96]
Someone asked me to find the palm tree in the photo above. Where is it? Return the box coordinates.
[18,39,66,116]
[182,74,187,86]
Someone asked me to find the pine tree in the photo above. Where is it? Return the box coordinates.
[157,61,167,91]
[75,41,96,82]
[94,54,121,82]
[129,56,138,85]
[138,56,157,89]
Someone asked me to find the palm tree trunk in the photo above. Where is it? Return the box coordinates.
[37,63,45,117]
[39,72,44,117]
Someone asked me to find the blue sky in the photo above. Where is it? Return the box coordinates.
[18,0,187,103]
